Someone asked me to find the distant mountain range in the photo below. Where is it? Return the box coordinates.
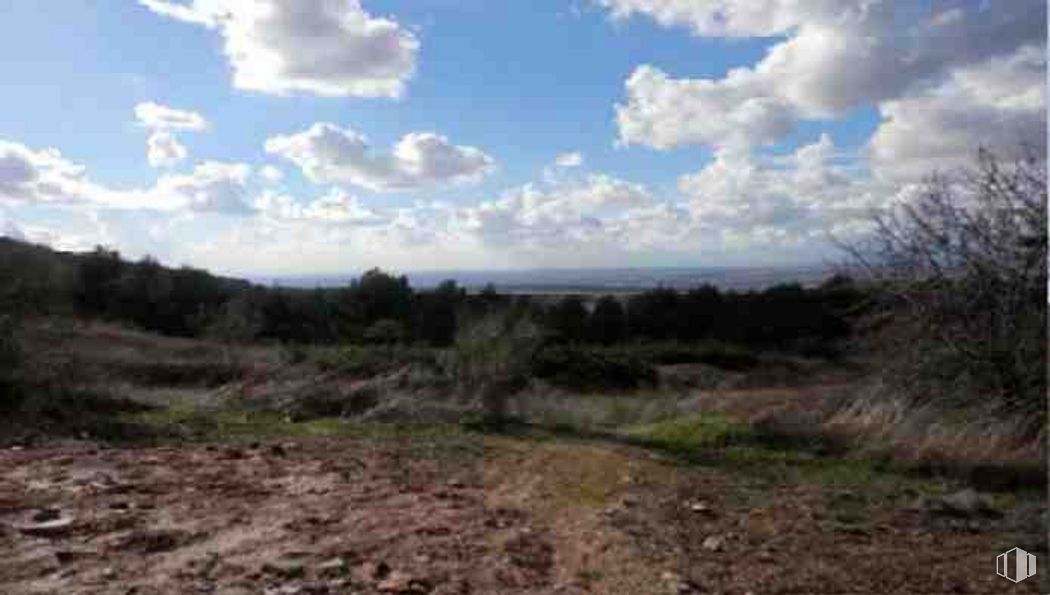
[255,265,836,293]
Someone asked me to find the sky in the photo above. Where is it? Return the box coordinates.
[0,0,1045,276]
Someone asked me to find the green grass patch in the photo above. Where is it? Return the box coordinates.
[624,412,751,453]
[622,412,936,492]
[130,406,463,443]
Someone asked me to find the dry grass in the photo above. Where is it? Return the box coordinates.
[821,386,1045,489]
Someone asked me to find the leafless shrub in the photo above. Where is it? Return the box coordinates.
[844,147,1046,433]
[453,311,542,420]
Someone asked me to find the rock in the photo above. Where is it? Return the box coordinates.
[262,560,306,580]
[689,502,714,515]
[18,517,75,538]
[269,444,287,457]
[917,488,1001,518]
[55,548,97,564]
[32,508,62,523]
[380,570,432,591]
[117,529,185,554]
[702,535,725,552]
[317,557,348,577]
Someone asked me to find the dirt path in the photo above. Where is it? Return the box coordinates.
[0,432,1044,594]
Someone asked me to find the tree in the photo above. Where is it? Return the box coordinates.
[546,295,588,343]
[417,280,464,346]
[74,246,123,317]
[351,268,415,325]
[586,296,627,344]
[844,147,1046,425]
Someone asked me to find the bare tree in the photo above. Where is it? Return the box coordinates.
[844,147,1046,428]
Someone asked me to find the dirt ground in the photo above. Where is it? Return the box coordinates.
[3,322,1044,594]
[1,430,1044,595]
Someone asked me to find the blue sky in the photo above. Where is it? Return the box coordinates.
[0,1,1043,275]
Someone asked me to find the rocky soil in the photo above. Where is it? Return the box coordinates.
[1,431,1044,594]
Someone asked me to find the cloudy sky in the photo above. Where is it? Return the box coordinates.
[0,0,1044,275]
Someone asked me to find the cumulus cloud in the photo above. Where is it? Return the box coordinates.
[135,102,208,168]
[616,65,793,149]
[554,152,584,168]
[139,0,419,98]
[0,215,25,241]
[265,123,495,192]
[678,135,881,246]
[868,44,1047,181]
[134,101,209,131]
[0,138,255,214]
[255,188,383,224]
[259,165,284,184]
[0,140,91,205]
[150,161,254,214]
[146,131,189,168]
[606,0,1046,152]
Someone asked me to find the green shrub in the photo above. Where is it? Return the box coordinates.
[316,345,442,377]
[606,342,759,370]
[0,315,24,412]
[530,345,656,392]
[453,313,542,419]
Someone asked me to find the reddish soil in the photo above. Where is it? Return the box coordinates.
[0,434,1044,594]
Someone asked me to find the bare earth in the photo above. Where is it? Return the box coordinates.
[1,431,1044,594]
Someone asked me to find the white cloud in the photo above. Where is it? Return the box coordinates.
[0,215,25,241]
[616,64,793,149]
[554,152,584,168]
[259,165,284,184]
[265,123,495,192]
[139,0,419,98]
[868,44,1047,181]
[606,0,1046,151]
[0,138,255,214]
[146,131,189,168]
[150,161,254,214]
[255,188,383,224]
[678,135,881,246]
[135,102,208,168]
[0,140,91,205]
[134,101,209,131]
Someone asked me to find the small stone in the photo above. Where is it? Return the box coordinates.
[377,571,412,592]
[689,502,713,514]
[317,557,348,577]
[32,508,62,523]
[262,560,305,580]
[18,517,74,538]
[102,567,116,579]
[55,548,96,564]
[378,571,430,593]
[702,535,725,552]
[917,488,1001,519]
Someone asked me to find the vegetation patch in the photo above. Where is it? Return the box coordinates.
[530,345,657,392]
[624,412,751,453]
[129,406,463,443]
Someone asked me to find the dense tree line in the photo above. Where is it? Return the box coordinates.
[540,278,860,353]
[0,237,862,352]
